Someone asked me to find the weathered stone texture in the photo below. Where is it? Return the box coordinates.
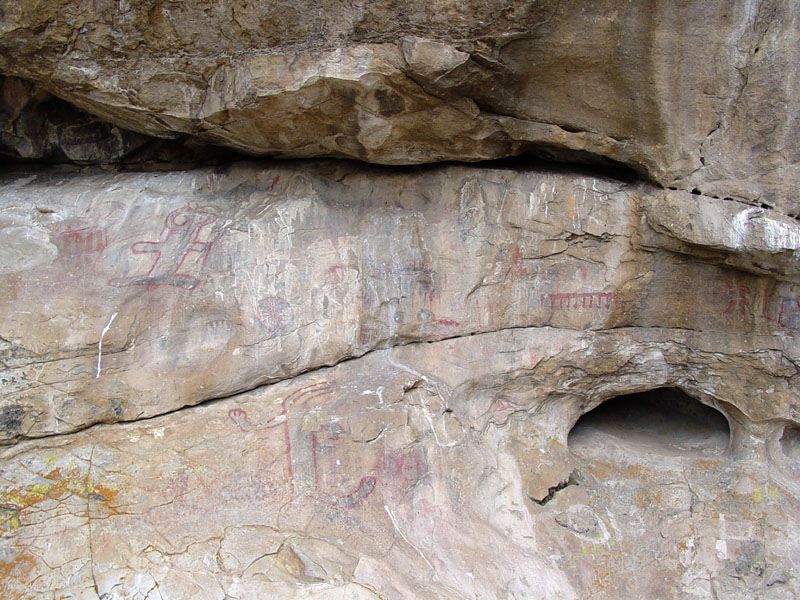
[2,330,799,599]
[2,3,800,599]
[1,1,798,211]
[1,163,798,442]
[0,75,247,168]
[1,162,800,597]
[0,75,151,164]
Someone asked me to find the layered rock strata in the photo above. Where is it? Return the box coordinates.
[2,1,800,597]
[1,162,799,598]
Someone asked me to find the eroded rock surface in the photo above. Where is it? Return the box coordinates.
[0,75,152,165]
[1,1,799,212]
[0,75,245,169]
[2,330,800,599]
[1,161,799,598]
[2,162,799,442]
[2,3,800,598]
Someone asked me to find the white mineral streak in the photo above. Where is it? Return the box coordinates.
[730,207,760,249]
[729,207,800,252]
[384,504,436,574]
[96,311,118,378]
[761,217,800,251]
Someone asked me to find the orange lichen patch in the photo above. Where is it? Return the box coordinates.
[693,458,722,471]
[621,464,659,482]
[581,460,614,480]
[0,466,120,531]
[634,486,663,509]
[0,551,37,592]
[706,508,721,520]
[584,540,625,594]
[583,460,661,484]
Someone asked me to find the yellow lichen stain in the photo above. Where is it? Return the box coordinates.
[0,506,20,531]
[752,486,780,503]
[581,538,616,556]
[0,466,121,532]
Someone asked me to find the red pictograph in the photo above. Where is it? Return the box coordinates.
[109,207,217,290]
[256,296,293,337]
[778,296,800,330]
[541,291,619,309]
[721,281,752,320]
[311,422,376,507]
[56,226,107,267]
[227,379,376,507]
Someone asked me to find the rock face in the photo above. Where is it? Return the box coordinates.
[1,1,800,212]
[0,75,244,168]
[0,75,152,164]
[2,163,799,442]
[2,162,800,598]
[2,4,800,600]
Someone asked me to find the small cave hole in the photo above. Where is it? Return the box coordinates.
[568,388,730,460]
[779,425,800,460]
[691,188,702,195]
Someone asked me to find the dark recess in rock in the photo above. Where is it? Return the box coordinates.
[568,388,731,459]
[1,75,245,171]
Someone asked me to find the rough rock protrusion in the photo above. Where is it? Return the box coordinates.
[1,1,799,211]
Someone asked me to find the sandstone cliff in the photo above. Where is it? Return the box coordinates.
[1,2,799,599]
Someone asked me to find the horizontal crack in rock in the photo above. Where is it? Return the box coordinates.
[0,323,785,448]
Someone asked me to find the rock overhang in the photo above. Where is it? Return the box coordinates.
[1,0,799,213]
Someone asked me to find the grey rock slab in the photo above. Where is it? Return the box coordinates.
[1,329,799,598]
[0,162,799,442]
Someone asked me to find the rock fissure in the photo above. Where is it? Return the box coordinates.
[1,321,787,452]
[531,470,578,505]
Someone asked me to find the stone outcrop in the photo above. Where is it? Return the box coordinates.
[1,1,799,212]
[3,334,799,599]
[2,162,800,598]
[0,75,244,168]
[2,163,799,442]
[0,75,152,164]
[2,2,800,599]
